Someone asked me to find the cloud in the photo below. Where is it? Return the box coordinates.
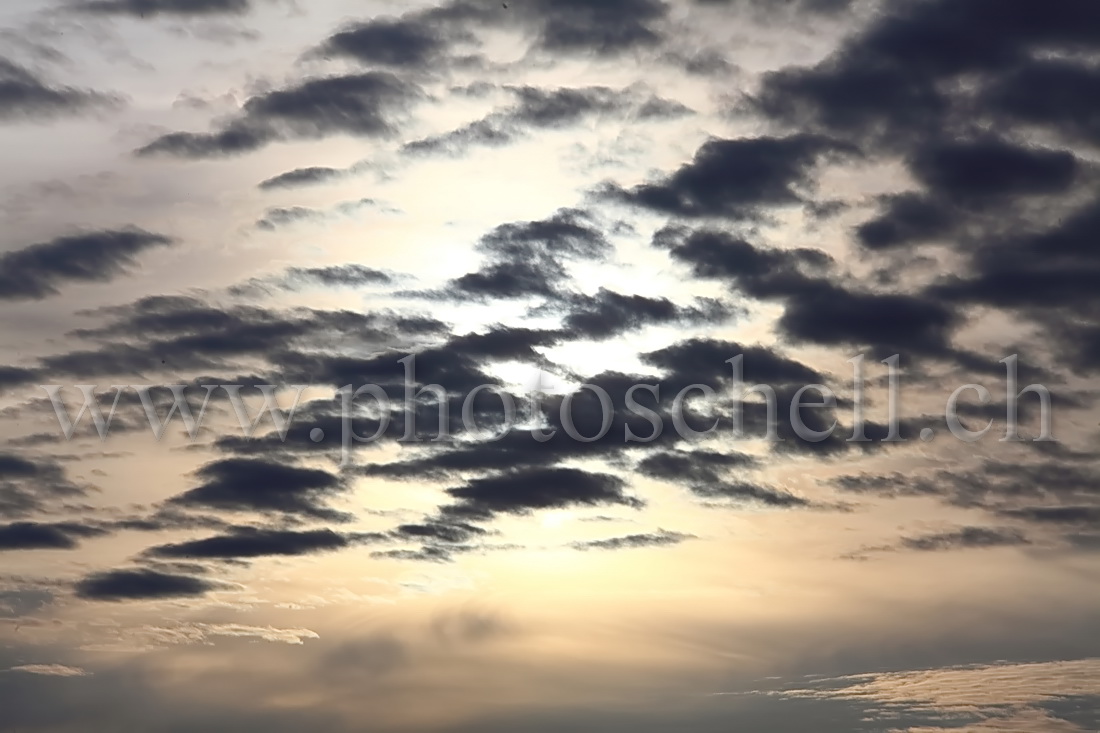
[0,589,54,618]
[774,281,959,360]
[4,664,89,677]
[0,57,117,122]
[906,136,1079,202]
[231,264,393,296]
[571,529,695,551]
[74,0,252,17]
[0,229,173,301]
[651,228,991,367]
[835,459,1100,554]
[316,0,673,65]
[733,1,1100,382]
[393,520,487,545]
[0,366,38,393]
[900,526,1031,552]
[168,458,351,522]
[404,85,692,157]
[748,1,1100,147]
[0,454,88,519]
[32,294,445,381]
[443,467,642,519]
[422,208,611,301]
[254,206,323,230]
[315,14,462,69]
[641,337,822,386]
[984,59,1100,147]
[522,0,669,56]
[559,289,729,340]
[998,506,1100,527]
[137,72,421,158]
[507,85,689,127]
[447,260,563,300]
[855,192,961,250]
[403,118,516,156]
[372,545,458,564]
[74,568,219,601]
[254,199,381,230]
[694,0,853,12]
[0,522,109,551]
[771,657,1100,732]
[653,226,833,293]
[258,167,344,190]
[639,450,808,508]
[283,265,393,288]
[603,134,854,219]
[145,527,362,559]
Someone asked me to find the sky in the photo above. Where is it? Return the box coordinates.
[1,0,1100,731]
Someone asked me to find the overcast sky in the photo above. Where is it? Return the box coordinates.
[2,0,1100,731]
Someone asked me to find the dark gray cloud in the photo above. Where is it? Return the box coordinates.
[0,521,108,551]
[30,295,445,381]
[920,194,1100,371]
[448,260,562,300]
[443,467,642,520]
[74,0,252,17]
[227,264,397,293]
[316,0,673,65]
[559,289,729,340]
[315,14,464,69]
[274,324,555,403]
[641,338,822,387]
[0,229,173,301]
[137,72,420,158]
[508,85,688,126]
[258,167,344,190]
[74,568,218,601]
[571,529,694,551]
[774,281,959,360]
[907,137,1079,202]
[694,0,853,12]
[748,0,1100,149]
[845,524,1035,560]
[284,265,392,288]
[833,459,1100,547]
[167,458,351,522]
[0,57,116,122]
[0,367,38,393]
[403,118,516,156]
[254,206,323,230]
[429,208,611,301]
[0,453,88,519]
[652,228,972,364]
[253,199,378,230]
[0,589,53,618]
[404,85,691,157]
[638,449,758,481]
[652,226,834,300]
[638,450,808,508]
[983,59,1100,147]
[393,520,487,545]
[603,134,854,219]
[855,193,961,250]
[479,207,611,262]
[739,0,1100,383]
[145,527,382,559]
[901,526,1031,552]
[522,0,669,56]
[371,545,456,564]
[998,506,1100,527]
